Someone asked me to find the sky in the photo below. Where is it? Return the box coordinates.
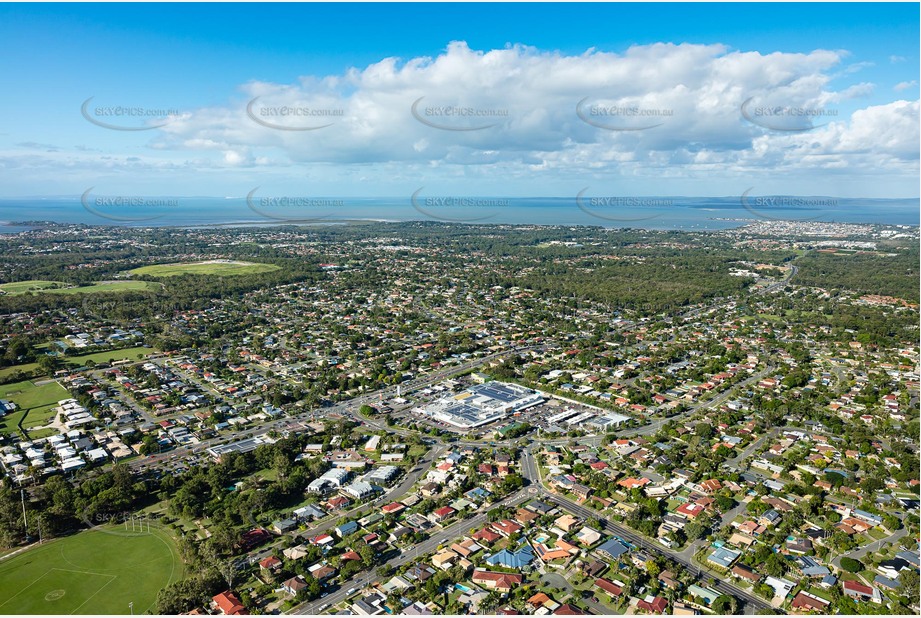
[0,2,918,199]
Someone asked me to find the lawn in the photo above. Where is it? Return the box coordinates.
[0,380,69,411]
[0,413,21,439]
[127,260,280,277]
[0,525,184,614]
[1,346,152,385]
[866,528,889,541]
[65,346,153,366]
[407,445,427,458]
[20,404,59,430]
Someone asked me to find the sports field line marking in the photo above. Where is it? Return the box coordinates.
[0,566,49,609]
[141,526,181,614]
[0,567,114,610]
[69,573,117,615]
[52,567,117,577]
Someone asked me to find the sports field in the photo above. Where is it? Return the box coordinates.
[127,260,280,277]
[0,525,184,614]
[0,379,70,438]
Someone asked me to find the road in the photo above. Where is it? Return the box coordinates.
[624,365,776,440]
[829,526,909,570]
[131,347,531,471]
[519,447,766,613]
[292,491,530,614]
[541,493,769,614]
[294,442,448,540]
[755,263,798,295]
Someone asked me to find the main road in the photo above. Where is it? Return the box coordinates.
[291,490,531,615]
[132,346,533,471]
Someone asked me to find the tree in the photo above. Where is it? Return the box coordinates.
[715,494,735,512]
[357,541,374,565]
[695,423,713,439]
[37,354,59,374]
[139,434,160,456]
[711,595,737,614]
[898,569,919,601]
[839,557,863,573]
[685,521,707,541]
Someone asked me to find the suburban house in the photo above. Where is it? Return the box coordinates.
[282,576,309,596]
[212,590,246,615]
[471,570,523,592]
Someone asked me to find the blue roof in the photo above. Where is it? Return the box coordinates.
[853,509,882,522]
[708,546,741,568]
[896,551,920,567]
[486,545,534,569]
[336,521,358,533]
[874,575,901,590]
[802,566,830,577]
[687,584,719,605]
[597,538,629,560]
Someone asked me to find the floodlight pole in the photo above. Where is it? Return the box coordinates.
[20,489,28,537]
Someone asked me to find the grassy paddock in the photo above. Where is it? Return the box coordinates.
[128,260,280,278]
[0,525,184,614]
[0,280,160,296]
[45,281,161,295]
[0,281,67,294]
[65,346,153,366]
[0,362,40,380]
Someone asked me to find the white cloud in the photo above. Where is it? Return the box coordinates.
[145,42,915,178]
[2,42,917,196]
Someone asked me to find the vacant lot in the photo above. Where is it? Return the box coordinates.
[128,260,280,277]
[0,526,184,614]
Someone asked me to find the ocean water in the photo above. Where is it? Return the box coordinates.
[0,196,917,233]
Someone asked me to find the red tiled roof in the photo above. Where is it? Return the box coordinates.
[637,596,668,613]
[213,591,246,615]
[791,591,829,611]
[595,578,623,596]
[843,580,873,596]
[258,556,281,569]
[472,569,523,590]
[554,604,582,615]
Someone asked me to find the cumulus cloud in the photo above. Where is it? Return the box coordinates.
[3,41,918,196]
[143,42,916,178]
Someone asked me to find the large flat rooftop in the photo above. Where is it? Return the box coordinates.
[418,381,544,429]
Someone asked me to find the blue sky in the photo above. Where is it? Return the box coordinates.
[0,2,918,198]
